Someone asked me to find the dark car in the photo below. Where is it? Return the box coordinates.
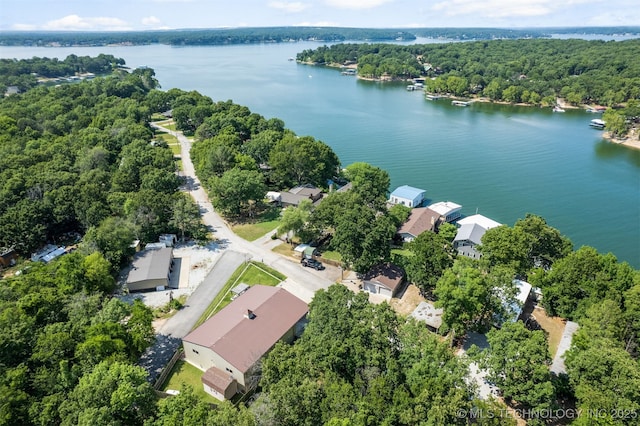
[301,258,325,270]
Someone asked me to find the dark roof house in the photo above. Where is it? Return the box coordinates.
[362,263,405,298]
[397,207,443,242]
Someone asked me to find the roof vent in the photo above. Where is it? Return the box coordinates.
[245,309,256,320]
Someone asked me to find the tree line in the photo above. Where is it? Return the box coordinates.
[0,54,124,94]
[297,38,640,107]
[2,27,638,48]
[0,62,206,264]
[0,27,418,47]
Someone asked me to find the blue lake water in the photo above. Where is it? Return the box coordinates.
[1,42,639,267]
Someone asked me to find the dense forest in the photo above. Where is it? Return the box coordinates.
[0,59,207,259]
[0,53,125,93]
[1,56,639,425]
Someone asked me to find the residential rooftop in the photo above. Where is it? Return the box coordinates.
[183,285,308,373]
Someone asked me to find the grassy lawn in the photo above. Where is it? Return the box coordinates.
[161,359,218,404]
[232,208,282,241]
[164,122,177,131]
[272,242,294,257]
[194,261,286,328]
[168,143,181,156]
[151,113,168,121]
[233,220,280,241]
[320,250,342,262]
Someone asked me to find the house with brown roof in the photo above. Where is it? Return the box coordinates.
[397,207,443,242]
[362,263,405,298]
[182,285,308,401]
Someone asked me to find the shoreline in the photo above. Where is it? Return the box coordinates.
[301,61,640,150]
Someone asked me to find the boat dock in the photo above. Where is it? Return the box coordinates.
[589,119,606,129]
[452,100,470,107]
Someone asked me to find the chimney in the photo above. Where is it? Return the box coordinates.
[245,309,256,320]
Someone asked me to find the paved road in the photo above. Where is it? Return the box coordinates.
[140,123,336,382]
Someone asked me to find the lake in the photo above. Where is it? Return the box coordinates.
[1,42,639,267]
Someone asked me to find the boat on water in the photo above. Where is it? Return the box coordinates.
[586,106,606,113]
[406,85,416,91]
[452,100,470,107]
[553,106,565,112]
[590,118,606,129]
[426,94,442,100]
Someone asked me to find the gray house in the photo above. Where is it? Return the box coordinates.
[126,246,173,292]
[453,223,487,259]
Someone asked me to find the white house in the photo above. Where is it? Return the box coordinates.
[388,185,426,208]
[456,214,501,229]
[428,201,462,222]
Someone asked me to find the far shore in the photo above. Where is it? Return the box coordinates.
[300,60,640,150]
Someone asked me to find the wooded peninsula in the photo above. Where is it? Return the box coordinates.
[297,39,640,139]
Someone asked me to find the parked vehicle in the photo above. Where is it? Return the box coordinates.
[301,258,325,270]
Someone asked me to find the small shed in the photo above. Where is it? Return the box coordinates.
[160,234,177,247]
[293,244,310,257]
[231,283,250,299]
[0,247,17,268]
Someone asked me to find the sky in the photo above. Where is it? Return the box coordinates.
[0,0,638,32]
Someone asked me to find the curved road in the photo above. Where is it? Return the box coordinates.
[140,123,338,383]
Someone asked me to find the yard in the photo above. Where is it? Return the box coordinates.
[531,306,566,358]
[390,283,424,316]
[231,208,281,241]
[194,261,286,328]
[161,359,218,404]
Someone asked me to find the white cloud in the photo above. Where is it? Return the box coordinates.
[324,0,393,9]
[269,1,310,12]
[432,0,550,18]
[42,15,132,31]
[11,23,37,31]
[142,16,162,26]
